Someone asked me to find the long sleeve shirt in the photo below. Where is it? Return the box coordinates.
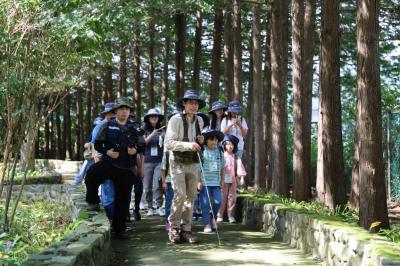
[224,152,247,184]
[164,113,204,152]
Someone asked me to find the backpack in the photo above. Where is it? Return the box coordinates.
[172,113,202,164]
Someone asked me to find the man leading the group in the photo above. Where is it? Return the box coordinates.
[85,97,144,239]
[164,90,205,244]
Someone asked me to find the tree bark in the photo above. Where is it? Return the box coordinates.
[119,45,127,97]
[264,7,272,190]
[75,88,83,160]
[232,0,242,101]
[292,0,314,202]
[316,0,346,211]
[175,11,186,98]
[356,0,389,231]
[192,5,202,91]
[85,79,92,140]
[55,105,63,159]
[92,77,99,119]
[104,63,113,102]
[252,4,265,189]
[45,99,50,159]
[270,0,289,197]
[63,94,72,160]
[210,5,223,103]
[350,108,360,209]
[133,32,142,119]
[148,22,155,107]
[161,32,170,115]
[223,0,234,103]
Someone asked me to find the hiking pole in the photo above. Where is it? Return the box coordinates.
[197,152,222,246]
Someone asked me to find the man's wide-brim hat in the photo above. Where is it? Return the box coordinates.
[144,108,164,123]
[209,101,227,113]
[222,134,239,153]
[226,100,243,113]
[112,97,134,111]
[101,102,115,116]
[202,128,224,142]
[177,90,206,109]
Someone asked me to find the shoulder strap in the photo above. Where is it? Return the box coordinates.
[180,113,189,141]
[165,151,170,176]
[195,115,201,136]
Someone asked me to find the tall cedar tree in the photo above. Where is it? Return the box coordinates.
[270,0,289,196]
[161,32,170,115]
[192,5,202,91]
[91,77,99,120]
[356,0,389,231]
[175,12,186,98]
[119,45,127,97]
[148,22,155,108]
[75,88,83,160]
[223,0,234,103]
[210,5,223,103]
[55,106,63,159]
[252,4,266,189]
[232,0,242,101]
[85,79,92,139]
[133,29,141,119]
[63,94,72,160]
[316,0,346,211]
[263,7,272,189]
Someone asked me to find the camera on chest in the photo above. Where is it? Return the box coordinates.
[121,123,145,148]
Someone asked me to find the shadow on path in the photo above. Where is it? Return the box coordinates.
[111,213,321,266]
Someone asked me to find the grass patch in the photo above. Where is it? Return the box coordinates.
[0,199,74,265]
[2,169,62,185]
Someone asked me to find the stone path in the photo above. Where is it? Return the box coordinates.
[111,214,321,266]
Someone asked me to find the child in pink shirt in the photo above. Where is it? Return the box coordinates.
[217,134,247,223]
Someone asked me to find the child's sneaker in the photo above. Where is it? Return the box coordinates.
[156,207,165,217]
[147,208,154,216]
[228,216,236,223]
[216,216,223,223]
[203,224,212,233]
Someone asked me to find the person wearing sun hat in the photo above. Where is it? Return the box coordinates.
[217,134,247,224]
[164,89,205,244]
[198,128,225,233]
[84,97,145,239]
[221,100,248,159]
[208,101,227,131]
[141,108,166,217]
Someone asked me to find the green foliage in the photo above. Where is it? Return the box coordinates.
[0,200,73,265]
[379,224,400,244]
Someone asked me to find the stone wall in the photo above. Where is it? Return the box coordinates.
[16,185,111,266]
[238,198,400,266]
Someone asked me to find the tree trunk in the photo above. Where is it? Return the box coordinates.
[192,5,202,91]
[119,45,127,97]
[175,11,186,98]
[270,0,289,197]
[292,0,313,202]
[357,0,389,231]
[350,108,360,209]
[45,100,50,159]
[56,105,63,159]
[161,32,170,115]
[104,63,113,102]
[264,8,272,190]
[85,79,92,140]
[133,33,142,119]
[223,0,234,103]
[316,0,346,211]
[210,5,223,103]
[63,94,72,160]
[246,24,254,185]
[75,88,83,160]
[148,22,155,108]
[232,0,242,101]
[252,4,265,189]
[92,77,99,119]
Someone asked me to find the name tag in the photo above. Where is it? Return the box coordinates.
[225,174,233,183]
[209,161,218,172]
[151,146,158,156]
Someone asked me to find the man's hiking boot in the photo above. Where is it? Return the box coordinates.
[87,203,100,212]
[115,230,129,240]
[133,209,141,221]
[169,228,181,243]
[181,231,198,244]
